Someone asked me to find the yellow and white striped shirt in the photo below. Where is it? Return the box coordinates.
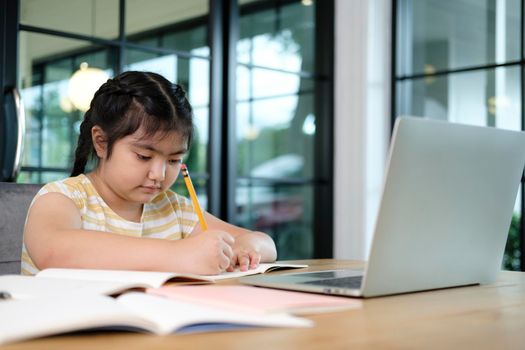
[21,174,199,275]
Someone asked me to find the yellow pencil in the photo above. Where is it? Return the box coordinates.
[180,163,208,231]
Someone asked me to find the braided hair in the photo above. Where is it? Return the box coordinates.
[71,71,194,176]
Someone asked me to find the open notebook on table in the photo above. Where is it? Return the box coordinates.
[0,262,307,299]
[0,292,311,345]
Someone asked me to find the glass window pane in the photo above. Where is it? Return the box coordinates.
[124,49,178,81]
[396,66,521,130]
[19,32,112,179]
[396,0,521,76]
[190,107,208,174]
[236,93,315,178]
[20,0,119,39]
[125,0,208,49]
[238,1,315,73]
[237,66,314,101]
[19,32,112,88]
[161,27,209,56]
[235,183,314,259]
[124,49,210,101]
[17,171,40,184]
[18,170,69,184]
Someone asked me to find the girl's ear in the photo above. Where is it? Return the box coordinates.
[91,126,108,158]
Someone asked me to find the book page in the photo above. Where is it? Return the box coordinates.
[200,263,308,281]
[36,268,208,288]
[35,263,307,286]
[116,292,312,334]
[0,275,142,299]
[0,295,156,345]
[0,292,311,345]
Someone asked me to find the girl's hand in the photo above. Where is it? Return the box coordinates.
[227,233,262,272]
[181,230,235,275]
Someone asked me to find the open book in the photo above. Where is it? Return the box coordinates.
[148,285,362,315]
[0,292,312,345]
[0,263,307,298]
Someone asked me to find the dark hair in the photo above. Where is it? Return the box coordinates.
[71,71,194,176]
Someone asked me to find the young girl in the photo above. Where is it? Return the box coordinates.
[21,71,277,276]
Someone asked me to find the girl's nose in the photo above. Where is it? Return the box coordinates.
[148,160,166,182]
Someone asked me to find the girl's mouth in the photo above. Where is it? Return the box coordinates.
[141,186,161,193]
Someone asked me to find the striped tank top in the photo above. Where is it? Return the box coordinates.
[21,174,199,275]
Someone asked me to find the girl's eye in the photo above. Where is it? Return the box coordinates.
[168,159,182,166]
[136,154,151,161]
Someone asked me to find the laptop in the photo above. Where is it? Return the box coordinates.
[241,117,525,297]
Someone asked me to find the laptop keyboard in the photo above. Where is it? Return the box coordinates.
[302,275,363,289]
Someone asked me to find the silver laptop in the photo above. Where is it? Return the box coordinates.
[241,117,525,297]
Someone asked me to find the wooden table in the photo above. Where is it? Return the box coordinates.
[2,259,525,349]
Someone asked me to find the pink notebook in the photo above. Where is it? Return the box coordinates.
[147,285,361,315]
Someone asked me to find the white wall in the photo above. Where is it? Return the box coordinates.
[334,0,391,260]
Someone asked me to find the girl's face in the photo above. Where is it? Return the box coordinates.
[95,127,187,204]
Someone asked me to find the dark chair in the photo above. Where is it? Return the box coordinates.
[0,182,41,274]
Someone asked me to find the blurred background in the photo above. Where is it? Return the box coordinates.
[0,0,523,270]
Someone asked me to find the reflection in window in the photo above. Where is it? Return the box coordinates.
[238,3,314,72]
[19,33,112,183]
[236,92,315,179]
[236,183,313,260]
[124,54,178,82]
[397,66,521,130]
[396,0,521,76]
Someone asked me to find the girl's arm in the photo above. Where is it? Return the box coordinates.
[24,193,235,275]
[192,212,278,271]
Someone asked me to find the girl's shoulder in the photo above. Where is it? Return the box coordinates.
[35,174,94,209]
